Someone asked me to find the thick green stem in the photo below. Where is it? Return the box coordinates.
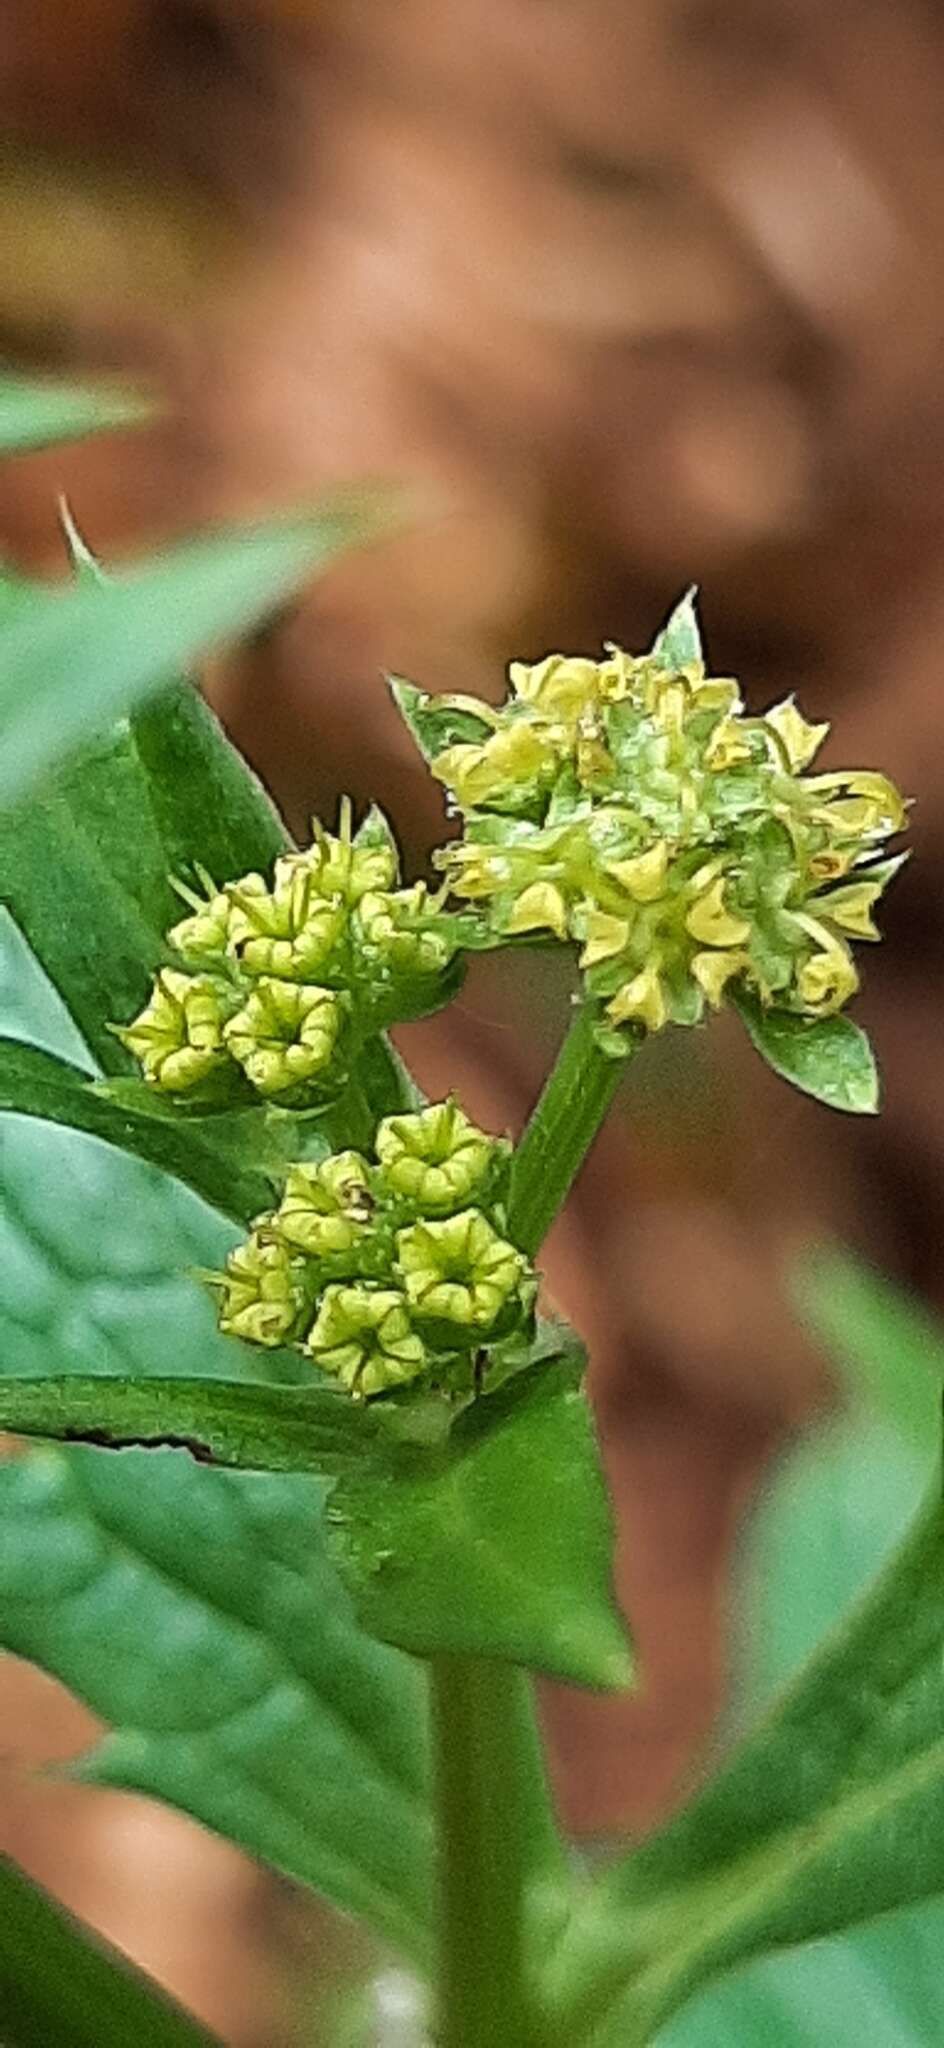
[507,1000,628,1258]
[431,1657,548,2048]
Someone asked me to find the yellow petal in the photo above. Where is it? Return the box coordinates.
[608,841,669,903]
[691,949,747,1008]
[765,696,830,770]
[578,908,630,968]
[606,964,667,1033]
[705,716,752,770]
[818,881,882,940]
[504,882,570,941]
[793,916,859,1013]
[685,878,751,947]
[508,654,600,720]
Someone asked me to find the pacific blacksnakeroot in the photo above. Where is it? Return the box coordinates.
[117,591,907,1398]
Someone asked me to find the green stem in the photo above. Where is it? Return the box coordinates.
[507,1000,628,1258]
[431,1657,550,2048]
[430,1003,630,2047]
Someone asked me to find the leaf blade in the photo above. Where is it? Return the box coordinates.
[0,372,155,454]
[0,495,389,809]
[733,991,879,1114]
[0,1855,219,2048]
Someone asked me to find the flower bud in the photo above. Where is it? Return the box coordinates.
[394,1209,533,1343]
[273,1151,376,1258]
[115,969,230,1093]
[375,1100,510,1215]
[208,1231,308,1348]
[228,865,346,983]
[223,980,346,1100]
[305,1283,428,1397]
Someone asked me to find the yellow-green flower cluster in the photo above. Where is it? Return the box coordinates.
[397,604,907,1042]
[115,803,464,1107]
[207,1100,535,1398]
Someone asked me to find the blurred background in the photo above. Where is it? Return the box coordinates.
[2,2,944,2040]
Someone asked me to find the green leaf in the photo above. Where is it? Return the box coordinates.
[389,676,495,764]
[332,1345,634,1690]
[0,934,434,1964]
[794,1249,944,1456]
[0,494,388,810]
[656,1339,940,2048]
[0,1339,633,1692]
[130,678,290,885]
[732,991,879,1114]
[0,1038,279,1222]
[0,726,172,1071]
[650,587,702,671]
[0,1372,372,1476]
[0,1854,219,2048]
[0,372,155,454]
[549,1482,944,2044]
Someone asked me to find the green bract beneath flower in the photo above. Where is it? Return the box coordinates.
[399,600,908,1046]
[203,1101,533,1397]
[115,801,466,1108]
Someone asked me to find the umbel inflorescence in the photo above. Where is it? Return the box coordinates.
[206,1101,536,1397]
[115,802,466,1107]
[395,594,907,1048]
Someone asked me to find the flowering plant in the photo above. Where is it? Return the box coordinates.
[0,378,940,2048]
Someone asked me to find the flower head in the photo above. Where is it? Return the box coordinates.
[204,1100,535,1397]
[118,801,466,1108]
[401,597,908,1046]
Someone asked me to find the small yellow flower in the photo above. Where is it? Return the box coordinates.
[792,917,859,1013]
[607,841,669,904]
[765,697,830,771]
[508,653,600,721]
[503,881,570,941]
[577,908,631,969]
[432,724,556,810]
[605,964,668,1034]
[684,878,751,949]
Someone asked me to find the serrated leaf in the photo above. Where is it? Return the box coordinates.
[332,1348,633,1690]
[389,677,494,764]
[0,372,155,454]
[549,1483,944,2044]
[650,588,702,671]
[733,991,879,1114]
[0,494,389,809]
[0,1854,218,2048]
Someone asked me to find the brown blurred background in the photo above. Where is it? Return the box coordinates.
[2,1,944,2038]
